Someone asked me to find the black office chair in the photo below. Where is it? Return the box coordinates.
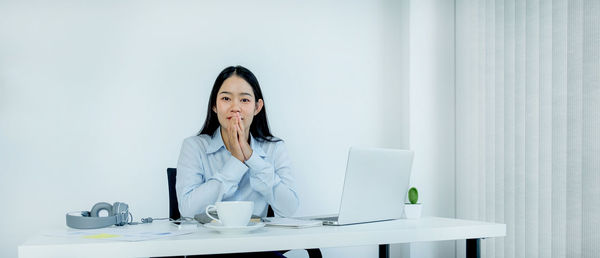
[167,168,322,258]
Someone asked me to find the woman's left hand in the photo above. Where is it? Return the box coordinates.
[235,113,253,161]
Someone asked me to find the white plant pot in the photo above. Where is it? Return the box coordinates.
[404,203,422,219]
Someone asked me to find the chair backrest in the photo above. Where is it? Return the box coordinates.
[167,168,181,220]
[267,204,275,217]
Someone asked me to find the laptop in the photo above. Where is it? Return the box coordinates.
[312,147,414,225]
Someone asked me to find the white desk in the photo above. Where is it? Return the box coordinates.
[19,217,505,258]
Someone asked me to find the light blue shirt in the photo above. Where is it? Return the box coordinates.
[176,127,299,218]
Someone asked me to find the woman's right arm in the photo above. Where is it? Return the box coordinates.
[175,137,249,218]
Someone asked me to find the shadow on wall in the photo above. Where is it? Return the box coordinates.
[377,0,409,149]
[0,78,5,112]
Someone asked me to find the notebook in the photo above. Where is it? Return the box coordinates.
[263,217,322,228]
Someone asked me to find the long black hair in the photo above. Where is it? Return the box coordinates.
[199,65,280,142]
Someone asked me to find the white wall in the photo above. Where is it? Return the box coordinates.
[407,0,456,257]
[0,1,409,257]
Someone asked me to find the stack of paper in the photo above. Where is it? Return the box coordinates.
[44,226,196,241]
[263,218,322,228]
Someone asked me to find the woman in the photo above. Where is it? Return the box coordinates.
[176,65,299,220]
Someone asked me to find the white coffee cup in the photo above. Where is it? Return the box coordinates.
[205,201,254,227]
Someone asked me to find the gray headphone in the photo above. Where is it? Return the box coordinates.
[66,202,130,229]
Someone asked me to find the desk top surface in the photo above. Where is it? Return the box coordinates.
[19,216,506,258]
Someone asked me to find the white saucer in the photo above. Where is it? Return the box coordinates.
[204,222,265,234]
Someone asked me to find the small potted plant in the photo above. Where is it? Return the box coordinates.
[404,187,422,219]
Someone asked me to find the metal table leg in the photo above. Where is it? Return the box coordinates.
[466,238,481,258]
[379,244,389,258]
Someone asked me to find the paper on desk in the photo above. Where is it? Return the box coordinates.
[44,226,196,241]
[263,218,322,228]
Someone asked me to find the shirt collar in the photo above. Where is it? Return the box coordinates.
[205,128,225,154]
[250,134,267,157]
[206,127,267,157]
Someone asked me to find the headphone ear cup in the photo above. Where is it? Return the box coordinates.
[112,202,129,226]
[113,202,128,213]
[90,202,113,217]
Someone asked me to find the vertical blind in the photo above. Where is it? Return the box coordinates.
[456,0,599,257]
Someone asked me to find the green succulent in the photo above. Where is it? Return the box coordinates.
[408,187,418,204]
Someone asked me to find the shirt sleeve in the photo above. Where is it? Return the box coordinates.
[245,141,299,217]
[175,138,248,218]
